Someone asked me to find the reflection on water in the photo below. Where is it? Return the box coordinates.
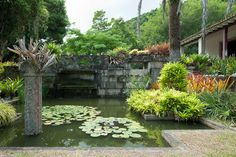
[0,98,210,147]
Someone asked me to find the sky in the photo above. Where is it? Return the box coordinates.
[65,0,161,33]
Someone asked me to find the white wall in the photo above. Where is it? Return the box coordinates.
[202,24,236,57]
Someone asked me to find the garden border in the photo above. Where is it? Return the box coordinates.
[0,130,187,152]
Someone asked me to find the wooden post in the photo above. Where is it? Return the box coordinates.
[222,27,228,59]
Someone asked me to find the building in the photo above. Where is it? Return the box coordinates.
[181,14,236,58]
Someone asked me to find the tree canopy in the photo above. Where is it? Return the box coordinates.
[0,0,68,60]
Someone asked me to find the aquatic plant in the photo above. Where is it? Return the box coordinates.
[0,103,17,127]
[42,105,101,126]
[79,117,147,139]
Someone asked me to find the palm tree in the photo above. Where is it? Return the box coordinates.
[136,0,143,38]
[162,0,182,61]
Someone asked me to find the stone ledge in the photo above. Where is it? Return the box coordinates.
[200,118,236,131]
[142,114,174,121]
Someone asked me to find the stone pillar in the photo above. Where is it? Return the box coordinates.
[21,63,42,135]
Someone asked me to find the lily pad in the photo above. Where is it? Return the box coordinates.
[79,117,147,139]
[42,105,101,126]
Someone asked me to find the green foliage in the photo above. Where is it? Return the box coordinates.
[63,29,129,55]
[127,90,161,115]
[159,89,207,120]
[181,54,212,72]
[199,91,236,123]
[208,57,236,76]
[47,42,62,56]
[0,0,68,60]
[0,103,16,127]
[0,62,17,75]
[0,77,23,98]
[124,75,151,96]
[41,0,69,43]
[124,0,232,47]
[0,0,49,44]
[92,10,111,31]
[159,62,188,91]
[18,84,24,104]
[107,47,129,57]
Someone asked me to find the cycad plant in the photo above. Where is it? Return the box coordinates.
[8,38,56,135]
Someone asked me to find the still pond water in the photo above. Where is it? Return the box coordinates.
[0,98,209,147]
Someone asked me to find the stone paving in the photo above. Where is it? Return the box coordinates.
[0,129,236,157]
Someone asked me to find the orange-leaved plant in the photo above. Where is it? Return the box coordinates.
[145,43,169,55]
[187,74,234,93]
[150,82,160,90]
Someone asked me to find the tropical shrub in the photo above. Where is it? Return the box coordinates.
[181,54,211,72]
[0,77,23,98]
[208,57,236,76]
[199,91,236,123]
[159,89,207,120]
[47,43,62,56]
[0,62,17,75]
[124,75,151,96]
[107,47,129,57]
[127,90,161,115]
[159,62,188,91]
[187,74,233,93]
[145,43,169,55]
[0,103,16,127]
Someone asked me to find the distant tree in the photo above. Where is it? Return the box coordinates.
[41,0,69,43]
[91,10,111,31]
[63,29,129,55]
[110,18,138,49]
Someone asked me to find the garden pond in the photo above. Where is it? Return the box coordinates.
[0,98,210,147]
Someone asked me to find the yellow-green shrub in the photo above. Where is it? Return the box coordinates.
[127,90,161,115]
[0,103,16,127]
[159,89,207,120]
[159,63,188,91]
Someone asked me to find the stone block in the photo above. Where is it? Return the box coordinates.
[129,69,149,76]
[148,62,164,69]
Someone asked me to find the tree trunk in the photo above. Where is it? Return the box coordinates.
[136,0,143,38]
[169,0,181,61]
[22,62,42,135]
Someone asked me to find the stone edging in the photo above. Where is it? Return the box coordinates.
[142,114,174,121]
[200,118,236,131]
[0,130,187,152]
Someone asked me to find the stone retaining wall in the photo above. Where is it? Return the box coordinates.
[44,54,169,97]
